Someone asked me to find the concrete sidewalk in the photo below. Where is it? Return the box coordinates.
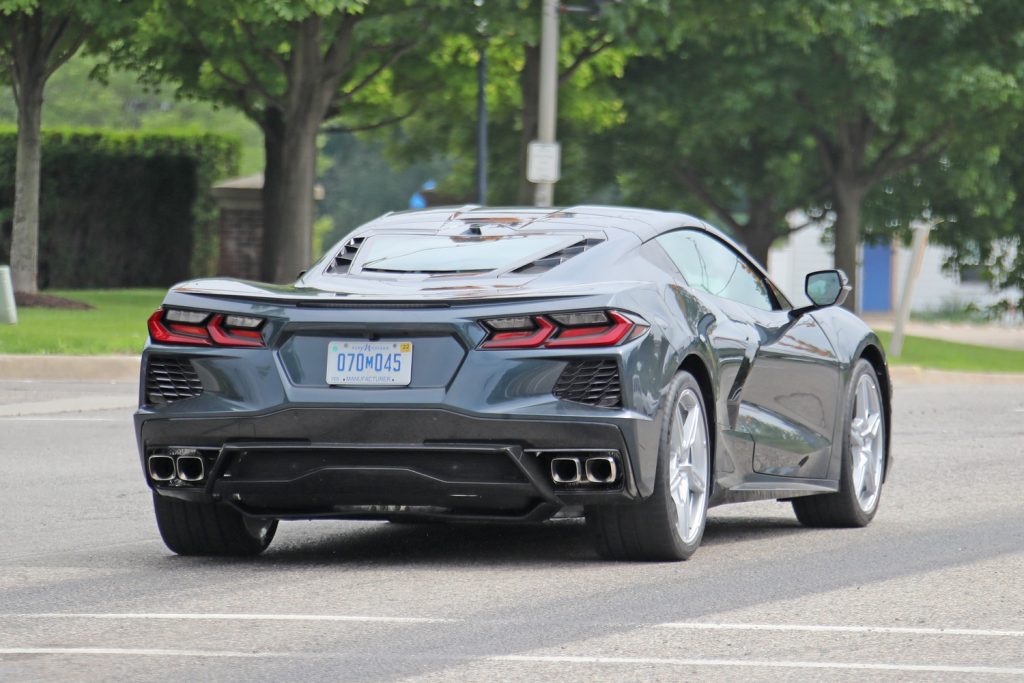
[864,316,1024,351]
[0,354,139,381]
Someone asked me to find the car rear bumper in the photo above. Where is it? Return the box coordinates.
[136,406,646,520]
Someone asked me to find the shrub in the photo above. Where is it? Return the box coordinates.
[0,127,239,288]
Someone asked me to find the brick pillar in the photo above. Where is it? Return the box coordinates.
[212,174,264,280]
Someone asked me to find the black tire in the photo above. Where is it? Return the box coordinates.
[586,371,711,561]
[792,359,886,527]
[152,492,277,556]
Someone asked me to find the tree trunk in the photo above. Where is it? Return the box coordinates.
[833,179,866,313]
[517,44,540,205]
[736,223,777,271]
[10,78,44,294]
[260,108,319,283]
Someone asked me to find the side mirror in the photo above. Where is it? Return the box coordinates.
[805,269,850,308]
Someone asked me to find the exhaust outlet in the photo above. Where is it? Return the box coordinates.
[176,455,205,482]
[585,456,618,484]
[148,455,176,482]
[550,456,582,484]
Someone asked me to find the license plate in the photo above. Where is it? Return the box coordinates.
[326,341,413,386]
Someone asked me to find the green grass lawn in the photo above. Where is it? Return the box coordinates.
[2,289,1024,371]
[0,289,164,355]
[875,330,1024,373]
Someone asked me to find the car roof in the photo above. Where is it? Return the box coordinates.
[363,205,709,242]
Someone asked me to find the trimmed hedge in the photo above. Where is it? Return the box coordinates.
[0,127,239,288]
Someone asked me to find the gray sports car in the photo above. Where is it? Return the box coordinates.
[136,205,891,561]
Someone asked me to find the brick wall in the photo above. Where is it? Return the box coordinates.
[217,206,263,280]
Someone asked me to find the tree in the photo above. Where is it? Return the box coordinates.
[0,0,135,294]
[115,0,451,283]
[612,0,1024,309]
[387,0,667,206]
[604,52,822,267]
[863,118,1024,308]
[775,0,1024,310]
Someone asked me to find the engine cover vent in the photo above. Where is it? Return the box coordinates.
[327,236,366,274]
[512,238,603,275]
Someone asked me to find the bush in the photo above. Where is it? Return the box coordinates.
[0,127,239,288]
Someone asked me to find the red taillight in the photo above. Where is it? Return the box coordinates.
[147,309,265,348]
[207,314,265,347]
[479,310,648,350]
[480,316,556,349]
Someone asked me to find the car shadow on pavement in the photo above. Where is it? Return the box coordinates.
[163,513,811,567]
[700,515,806,548]
[261,518,598,566]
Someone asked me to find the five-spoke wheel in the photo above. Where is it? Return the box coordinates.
[587,370,710,561]
[668,387,709,545]
[792,359,887,527]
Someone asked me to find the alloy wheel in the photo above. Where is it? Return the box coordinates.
[849,374,885,513]
[668,388,709,544]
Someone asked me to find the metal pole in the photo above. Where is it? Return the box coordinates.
[533,0,559,207]
[476,42,488,206]
[0,265,17,324]
[890,221,934,357]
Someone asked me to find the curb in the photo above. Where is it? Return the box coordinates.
[0,355,140,381]
[886,365,1024,385]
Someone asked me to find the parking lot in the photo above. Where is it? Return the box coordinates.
[1,378,1022,681]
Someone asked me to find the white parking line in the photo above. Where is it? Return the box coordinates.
[657,621,1024,638]
[1,612,453,624]
[0,417,121,422]
[0,647,283,659]
[492,655,1024,676]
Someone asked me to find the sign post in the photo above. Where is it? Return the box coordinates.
[890,221,935,357]
[532,0,560,207]
[0,265,17,324]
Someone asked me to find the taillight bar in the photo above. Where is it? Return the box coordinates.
[479,310,649,350]
[148,309,266,348]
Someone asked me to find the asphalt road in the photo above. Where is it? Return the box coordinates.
[1,379,1022,682]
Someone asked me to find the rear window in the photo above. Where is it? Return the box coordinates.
[355,234,581,273]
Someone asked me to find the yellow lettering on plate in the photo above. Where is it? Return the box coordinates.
[400,342,412,353]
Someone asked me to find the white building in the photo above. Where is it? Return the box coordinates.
[767,220,1019,314]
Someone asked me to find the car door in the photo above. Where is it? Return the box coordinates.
[655,228,842,481]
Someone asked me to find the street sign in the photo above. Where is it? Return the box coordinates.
[527,141,561,184]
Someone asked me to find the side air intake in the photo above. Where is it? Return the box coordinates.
[145,356,204,405]
[553,358,621,408]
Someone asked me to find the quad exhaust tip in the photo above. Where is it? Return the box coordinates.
[550,456,582,483]
[175,455,205,482]
[584,456,617,484]
[147,455,175,482]
[148,452,206,483]
[549,454,619,485]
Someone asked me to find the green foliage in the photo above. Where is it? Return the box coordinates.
[115,0,460,126]
[0,127,239,286]
[0,288,164,355]
[385,0,668,204]
[318,131,451,246]
[0,54,264,174]
[601,50,820,263]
